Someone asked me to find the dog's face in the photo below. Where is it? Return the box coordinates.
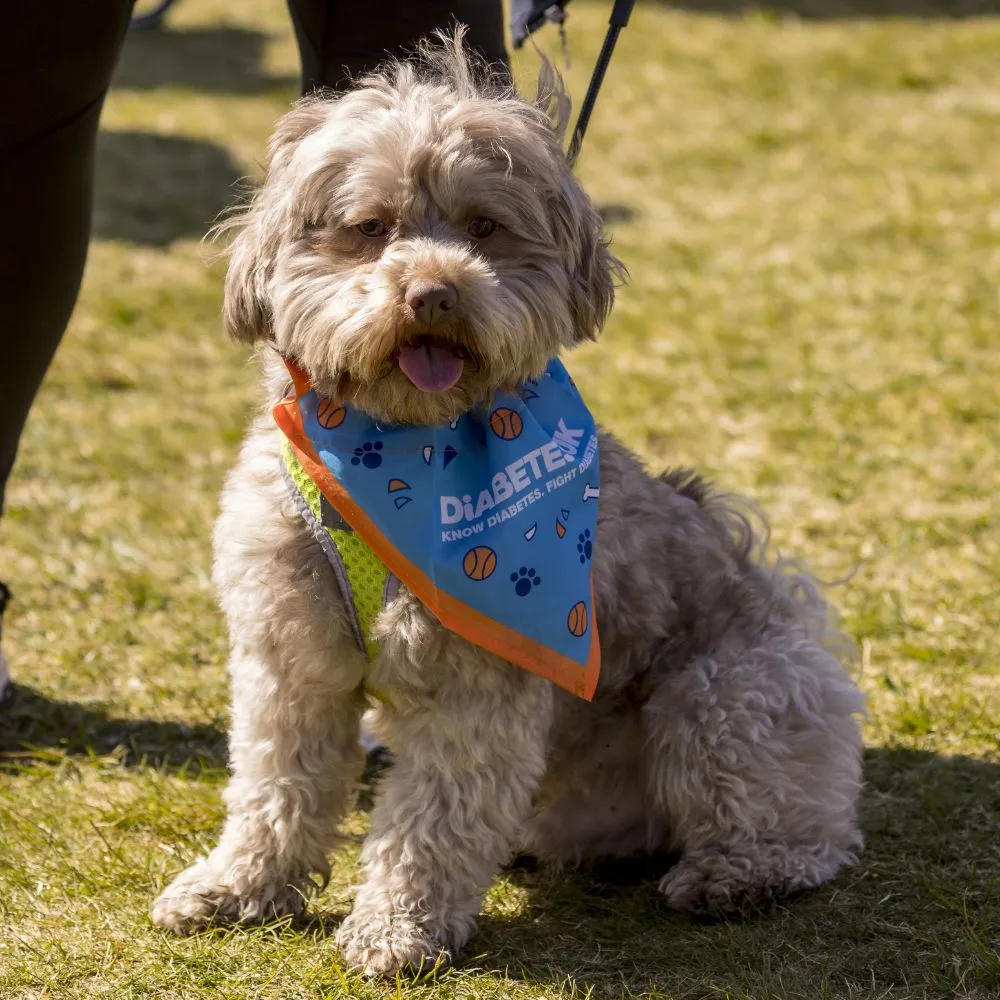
[224,41,619,425]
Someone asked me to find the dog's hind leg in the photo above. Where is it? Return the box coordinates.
[643,637,864,916]
[336,647,552,976]
[522,712,667,864]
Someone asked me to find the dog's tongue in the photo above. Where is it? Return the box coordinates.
[397,341,464,392]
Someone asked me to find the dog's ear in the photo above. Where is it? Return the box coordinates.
[532,61,624,343]
[221,99,330,344]
[268,96,331,156]
[548,173,623,344]
[221,211,276,344]
[534,56,573,144]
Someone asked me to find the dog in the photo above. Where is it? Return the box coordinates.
[151,33,864,975]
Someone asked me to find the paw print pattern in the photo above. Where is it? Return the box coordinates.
[510,566,541,597]
[576,529,592,564]
[351,440,383,469]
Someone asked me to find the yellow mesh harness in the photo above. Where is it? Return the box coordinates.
[281,441,394,664]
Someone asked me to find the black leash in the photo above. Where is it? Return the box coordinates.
[512,0,637,161]
[568,0,636,162]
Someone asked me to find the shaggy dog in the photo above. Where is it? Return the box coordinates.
[151,34,864,975]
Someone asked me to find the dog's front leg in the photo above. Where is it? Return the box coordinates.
[336,661,551,976]
[152,641,368,934]
[151,433,371,934]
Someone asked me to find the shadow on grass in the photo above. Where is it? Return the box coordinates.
[656,0,1000,17]
[469,747,1000,997]
[114,24,297,95]
[0,686,392,787]
[0,683,227,774]
[597,203,636,226]
[93,130,243,247]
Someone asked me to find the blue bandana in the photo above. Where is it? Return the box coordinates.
[274,357,601,699]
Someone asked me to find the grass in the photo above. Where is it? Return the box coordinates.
[1,0,998,996]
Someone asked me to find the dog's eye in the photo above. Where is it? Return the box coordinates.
[356,219,387,238]
[468,217,497,239]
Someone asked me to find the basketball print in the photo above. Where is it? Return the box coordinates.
[489,407,523,441]
[316,397,346,429]
[463,545,498,581]
[567,601,589,637]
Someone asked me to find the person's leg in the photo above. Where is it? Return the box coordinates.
[285,0,507,94]
[0,582,11,706]
[0,1,135,697]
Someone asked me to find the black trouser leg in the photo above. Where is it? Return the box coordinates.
[285,0,507,93]
[0,1,507,511]
[0,1,135,511]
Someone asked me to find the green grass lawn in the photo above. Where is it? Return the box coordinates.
[1,1,998,996]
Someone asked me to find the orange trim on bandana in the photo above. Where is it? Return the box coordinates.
[273,361,600,701]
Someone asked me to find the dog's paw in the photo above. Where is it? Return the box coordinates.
[151,861,306,935]
[658,856,751,917]
[658,845,828,918]
[336,906,451,977]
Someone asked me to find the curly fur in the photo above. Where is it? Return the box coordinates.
[152,32,864,976]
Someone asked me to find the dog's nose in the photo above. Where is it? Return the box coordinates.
[405,281,458,326]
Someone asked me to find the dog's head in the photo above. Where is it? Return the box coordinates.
[223,31,622,425]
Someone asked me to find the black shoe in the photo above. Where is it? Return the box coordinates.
[0,581,12,708]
